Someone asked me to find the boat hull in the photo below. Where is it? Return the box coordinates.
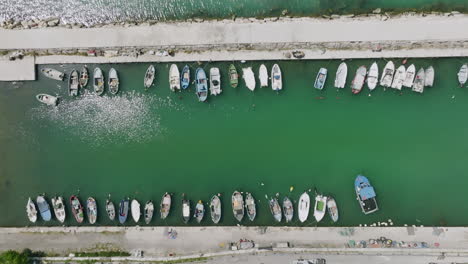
[334,62,347,88]
[160,193,171,219]
[119,199,129,224]
[355,175,379,215]
[108,68,119,95]
[144,65,156,88]
[245,192,256,221]
[196,68,208,102]
[232,191,244,222]
[313,194,327,222]
[314,68,327,90]
[271,64,282,91]
[181,65,190,89]
[131,200,141,223]
[298,192,310,222]
[70,195,84,223]
[36,196,51,221]
[210,195,222,224]
[169,64,181,92]
[144,201,154,224]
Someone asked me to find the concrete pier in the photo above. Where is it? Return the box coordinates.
[0,56,35,81]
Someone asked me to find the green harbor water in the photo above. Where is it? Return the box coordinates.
[1,57,468,227]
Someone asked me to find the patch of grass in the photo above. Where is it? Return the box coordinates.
[0,50,9,56]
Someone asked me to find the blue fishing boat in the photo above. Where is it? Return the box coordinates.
[181,65,190,89]
[314,68,327,90]
[355,175,379,214]
[195,68,208,102]
[119,199,129,224]
[36,195,52,221]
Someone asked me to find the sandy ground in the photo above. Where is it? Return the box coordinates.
[1,15,468,50]
[1,226,467,257]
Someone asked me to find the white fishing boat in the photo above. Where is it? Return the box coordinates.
[144,65,155,89]
[283,197,294,223]
[144,201,154,224]
[182,199,190,223]
[106,199,115,221]
[169,64,181,92]
[402,64,416,88]
[327,196,339,223]
[367,62,379,91]
[313,194,327,222]
[36,94,59,106]
[210,195,222,224]
[271,64,282,91]
[93,67,105,95]
[51,196,66,223]
[232,191,244,222]
[242,67,256,91]
[160,193,171,219]
[458,64,468,87]
[245,192,256,221]
[108,68,119,95]
[194,200,205,223]
[424,66,434,87]
[209,67,222,95]
[391,65,406,90]
[131,199,141,223]
[314,68,327,90]
[379,61,395,88]
[68,69,79,96]
[41,68,65,81]
[412,68,425,93]
[334,62,347,89]
[351,66,367,94]
[259,64,268,88]
[79,66,89,88]
[298,192,310,223]
[26,198,37,223]
[87,197,97,224]
[269,198,282,222]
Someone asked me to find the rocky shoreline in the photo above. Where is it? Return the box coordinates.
[0,10,464,30]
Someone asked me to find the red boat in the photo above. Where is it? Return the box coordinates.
[70,195,85,223]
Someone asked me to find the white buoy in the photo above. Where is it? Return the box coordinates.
[404,224,408,227]
[390,222,394,226]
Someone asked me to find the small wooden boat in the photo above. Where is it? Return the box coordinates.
[232,191,244,222]
[108,68,119,95]
[106,199,115,221]
[26,198,37,223]
[269,198,282,222]
[41,68,65,81]
[334,62,347,89]
[314,67,327,90]
[36,94,59,106]
[144,201,154,224]
[209,67,222,95]
[379,61,395,88]
[351,66,367,94]
[37,195,52,221]
[119,199,129,224]
[169,64,181,92]
[182,199,191,223]
[259,64,268,88]
[160,192,171,219]
[131,199,141,223]
[355,175,379,214]
[210,195,222,224]
[70,195,84,223]
[283,197,294,223]
[327,196,339,223]
[68,69,79,96]
[194,200,205,223]
[271,64,282,91]
[87,197,98,224]
[412,68,425,93]
[93,67,105,95]
[458,64,468,87]
[391,65,406,90]
[79,66,89,88]
[367,62,379,91]
[424,66,434,87]
[181,65,190,89]
[244,192,256,221]
[196,68,208,102]
[298,192,310,223]
[51,196,66,223]
[313,194,327,222]
[144,65,155,89]
[229,64,239,88]
[402,64,416,88]
[242,67,256,91]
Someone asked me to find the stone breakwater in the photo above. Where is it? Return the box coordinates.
[0,10,464,30]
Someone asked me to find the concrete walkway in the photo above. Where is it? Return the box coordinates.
[1,15,468,50]
[0,226,465,257]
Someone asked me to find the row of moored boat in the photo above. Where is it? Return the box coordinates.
[27,175,378,225]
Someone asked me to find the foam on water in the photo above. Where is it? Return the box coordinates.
[31,91,165,145]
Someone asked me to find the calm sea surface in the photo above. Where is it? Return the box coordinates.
[0,0,466,25]
[1,58,468,227]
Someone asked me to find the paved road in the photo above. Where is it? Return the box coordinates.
[1,15,468,50]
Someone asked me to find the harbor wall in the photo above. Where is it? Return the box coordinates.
[0,226,465,257]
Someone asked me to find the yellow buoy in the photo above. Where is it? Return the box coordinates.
[289,186,294,192]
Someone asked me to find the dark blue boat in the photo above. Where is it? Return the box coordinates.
[355,175,378,214]
[119,199,129,224]
[181,65,190,89]
[36,195,52,221]
[195,68,208,102]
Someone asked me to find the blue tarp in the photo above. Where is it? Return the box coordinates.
[360,186,376,200]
